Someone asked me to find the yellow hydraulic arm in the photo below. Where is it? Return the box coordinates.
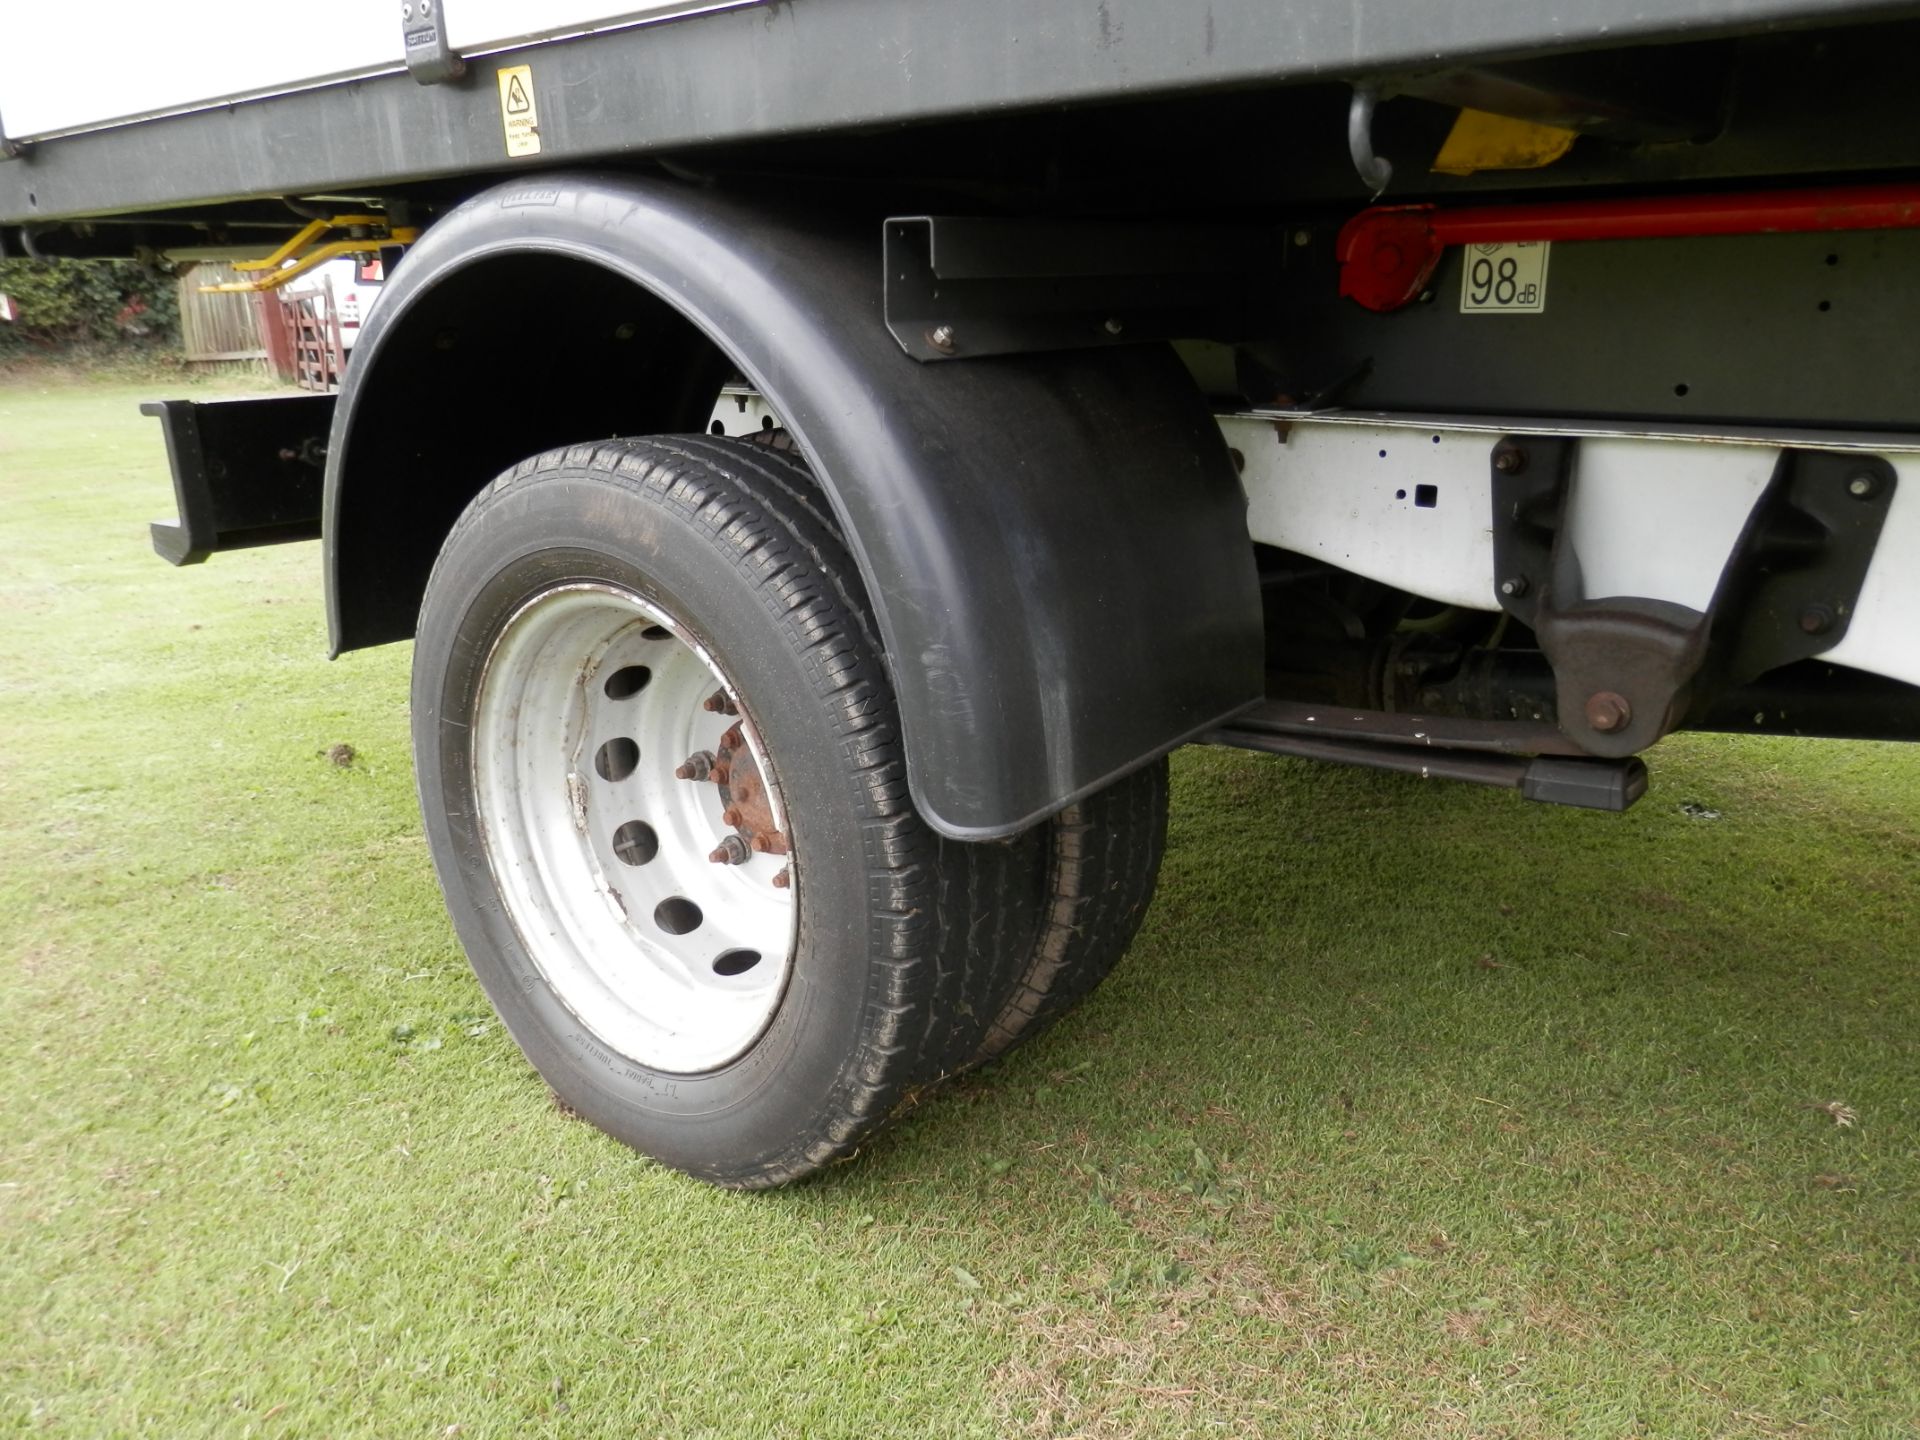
[201,215,418,292]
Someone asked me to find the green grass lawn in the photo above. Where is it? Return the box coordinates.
[2,375,1917,1438]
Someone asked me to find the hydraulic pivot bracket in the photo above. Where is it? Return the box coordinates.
[1490,437,1897,758]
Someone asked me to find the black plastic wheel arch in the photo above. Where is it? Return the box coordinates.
[323,173,1261,840]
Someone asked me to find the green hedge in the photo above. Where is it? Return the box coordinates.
[0,257,181,354]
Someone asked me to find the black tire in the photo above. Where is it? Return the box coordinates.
[672,437,1053,1085]
[973,758,1169,1064]
[413,433,1171,1185]
[707,439,1171,1076]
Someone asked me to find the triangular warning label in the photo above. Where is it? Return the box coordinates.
[497,65,541,156]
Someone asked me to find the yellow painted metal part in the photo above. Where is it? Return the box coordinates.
[1431,108,1579,177]
[200,216,417,293]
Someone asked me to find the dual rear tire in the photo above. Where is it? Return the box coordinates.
[412,435,1165,1187]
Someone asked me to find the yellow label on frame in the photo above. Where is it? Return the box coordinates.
[498,65,541,157]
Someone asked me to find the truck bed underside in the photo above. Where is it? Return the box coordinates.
[7,1,1920,235]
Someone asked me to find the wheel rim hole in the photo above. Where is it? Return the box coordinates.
[654,897,704,935]
[712,949,762,977]
[611,820,658,867]
[595,737,640,781]
[603,665,653,699]
[640,625,672,641]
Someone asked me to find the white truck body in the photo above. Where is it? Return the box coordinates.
[0,0,745,140]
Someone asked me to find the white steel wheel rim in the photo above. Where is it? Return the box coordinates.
[471,583,796,1074]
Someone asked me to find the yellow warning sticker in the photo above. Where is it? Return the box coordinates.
[498,65,540,157]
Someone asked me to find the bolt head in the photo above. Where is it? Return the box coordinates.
[1584,691,1633,734]
[771,867,791,890]
[612,321,636,340]
[1493,448,1526,474]
[1291,229,1312,248]
[1500,576,1529,599]
[1799,604,1835,635]
[1102,317,1124,336]
[721,807,742,827]
[1848,473,1877,499]
[927,325,956,353]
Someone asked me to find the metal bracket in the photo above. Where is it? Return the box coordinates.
[882,215,1270,362]
[403,0,466,85]
[1491,437,1897,757]
[0,106,29,162]
[144,396,333,565]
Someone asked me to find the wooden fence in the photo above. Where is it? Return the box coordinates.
[175,263,270,371]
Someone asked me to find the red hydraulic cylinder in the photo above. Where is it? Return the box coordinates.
[1337,182,1920,313]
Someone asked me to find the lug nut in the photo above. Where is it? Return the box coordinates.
[709,835,752,865]
[1584,690,1633,734]
[675,750,715,781]
[702,690,738,715]
[771,867,791,890]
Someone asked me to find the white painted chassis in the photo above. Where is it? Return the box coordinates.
[1222,412,1920,691]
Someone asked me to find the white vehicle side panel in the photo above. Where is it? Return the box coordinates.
[0,0,751,141]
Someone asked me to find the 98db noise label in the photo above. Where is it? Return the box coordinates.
[1460,241,1550,314]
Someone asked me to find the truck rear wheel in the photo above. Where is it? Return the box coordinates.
[411,434,1164,1186]
[412,434,1041,1187]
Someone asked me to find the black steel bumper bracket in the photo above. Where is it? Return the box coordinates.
[144,394,333,565]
